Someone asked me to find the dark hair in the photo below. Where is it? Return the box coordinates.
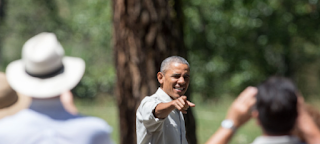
[256,76,298,135]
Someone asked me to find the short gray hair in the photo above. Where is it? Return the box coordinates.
[160,56,190,74]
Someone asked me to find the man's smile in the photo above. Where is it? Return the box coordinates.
[174,86,185,92]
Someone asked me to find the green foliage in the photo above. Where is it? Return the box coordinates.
[2,0,320,142]
[184,0,320,99]
[2,0,320,100]
[0,0,114,98]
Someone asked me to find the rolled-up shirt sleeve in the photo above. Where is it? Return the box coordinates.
[136,97,165,132]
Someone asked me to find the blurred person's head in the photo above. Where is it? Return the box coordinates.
[0,72,30,119]
[157,56,190,99]
[5,32,85,99]
[254,76,298,135]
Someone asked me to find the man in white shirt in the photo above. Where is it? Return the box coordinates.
[0,32,113,144]
[136,56,195,144]
[206,77,320,144]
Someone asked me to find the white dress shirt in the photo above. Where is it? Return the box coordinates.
[251,135,303,144]
[0,97,113,144]
[136,88,188,144]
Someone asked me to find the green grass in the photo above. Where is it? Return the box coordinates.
[75,96,320,144]
[75,97,119,143]
[194,97,261,144]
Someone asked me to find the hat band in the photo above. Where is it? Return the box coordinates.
[26,65,65,79]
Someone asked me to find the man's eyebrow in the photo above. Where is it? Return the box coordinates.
[184,74,190,77]
[171,73,190,77]
[171,73,181,76]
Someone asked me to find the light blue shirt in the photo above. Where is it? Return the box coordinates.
[136,88,188,144]
[0,97,113,144]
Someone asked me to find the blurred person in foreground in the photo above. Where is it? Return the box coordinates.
[0,32,113,144]
[206,76,320,144]
[1,71,77,116]
[0,72,31,119]
[136,56,195,144]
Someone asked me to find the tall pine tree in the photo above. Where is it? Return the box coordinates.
[112,0,197,143]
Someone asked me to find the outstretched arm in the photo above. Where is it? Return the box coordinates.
[206,87,257,144]
[154,96,195,119]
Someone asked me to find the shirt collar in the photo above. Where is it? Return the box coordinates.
[156,88,173,103]
[252,135,300,144]
[29,96,80,120]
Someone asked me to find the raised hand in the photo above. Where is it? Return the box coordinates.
[205,87,257,144]
[226,86,257,127]
[172,96,195,114]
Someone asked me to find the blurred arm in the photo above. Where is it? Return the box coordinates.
[154,96,195,119]
[206,128,234,144]
[296,97,320,144]
[206,87,257,144]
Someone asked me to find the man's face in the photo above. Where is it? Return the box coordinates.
[157,62,190,99]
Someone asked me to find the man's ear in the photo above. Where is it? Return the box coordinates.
[252,110,261,126]
[157,72,164,85]
[252,110,258,118]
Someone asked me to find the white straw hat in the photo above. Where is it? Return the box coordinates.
[6,32,85,98]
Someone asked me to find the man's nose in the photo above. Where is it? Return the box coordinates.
[177,77,185,84]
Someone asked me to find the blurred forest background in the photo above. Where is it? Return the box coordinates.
[1,0,320,143]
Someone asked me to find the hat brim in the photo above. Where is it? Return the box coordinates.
[0,93,31,119]
[6,57,85,98]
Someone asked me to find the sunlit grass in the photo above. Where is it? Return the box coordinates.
[194,97,261,144]
[75,96,320,144]
[75,96,119,143]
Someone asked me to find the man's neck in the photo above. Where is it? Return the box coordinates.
[29,96,80,120]
[30,96,62,109]
[158,87,174,101]
[262,130,291,137]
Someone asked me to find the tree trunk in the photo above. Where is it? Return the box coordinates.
[0,0,5,66]
[184,101,197,144]
[0,0,5,24]
[112,0,197,143]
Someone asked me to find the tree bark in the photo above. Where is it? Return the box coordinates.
[0,0,5,20]
[112,0,197,143]
[0,0,5,66]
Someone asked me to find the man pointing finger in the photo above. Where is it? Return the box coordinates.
[172,96,195,114]
[136,56,194,144]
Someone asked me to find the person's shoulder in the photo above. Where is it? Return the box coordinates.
[0,109,51,134]
[139,93,161,108]
[68,116,112,132]
[251,136,304,144]
[0,109,48,123]
[145,90,163,100]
